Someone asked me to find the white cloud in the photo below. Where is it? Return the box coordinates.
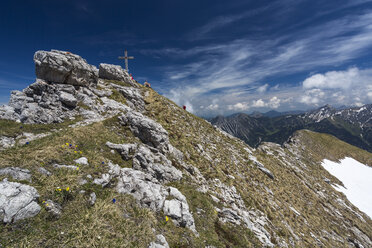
[268,96,281,109]
[300,89,325,105]
[302,67,369,89]
[252,99,266,108]
[257,83,269,93]
[251,97,281,109]
[206,103,219,110]
[368,91,372,100]
[228,102,250,111]
[155,9,372,116]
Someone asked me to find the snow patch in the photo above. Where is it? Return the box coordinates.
[321,157,372,218]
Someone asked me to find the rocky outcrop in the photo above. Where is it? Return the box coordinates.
[34,50,98,86]
[44,200,62,219]
[107,142,182,183]
[95,162,197,234]
[119,111,170,151]
[0,136,15,150]
[98,63,136,87]
[148,234,169,248]
[0,179,41,223]
[0,167,32,182]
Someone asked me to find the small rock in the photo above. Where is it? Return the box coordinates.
[44,200,62,219]
[0,167,32,182]
[52,164,78,170]
[148,234,170,248]
[59,91,77,108]
[38,167,52,176]
[89,192,97,206]
[74,157,89,166]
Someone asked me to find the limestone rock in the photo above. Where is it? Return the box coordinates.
[106,142,137,160]
[0,179,41,223]
[34,50,98,86]
[52,164,78,170]
[148,234,170,248]
[38,167,52,176]
[0,167,32,182]
[59,91,77,108]
[98,63,136,87]
[106,163,197,234]
[89,192,97,206]
[44,200,62,219]
[0,136,15,150]
[258,167,274,180]
[74,157,89,166]
[133,145,182,182]
[119,111,169,151]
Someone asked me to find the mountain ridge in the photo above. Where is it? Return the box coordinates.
[0,50,371,247]
[210,104,372,152]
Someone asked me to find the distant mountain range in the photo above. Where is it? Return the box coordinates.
[210,104,372,152]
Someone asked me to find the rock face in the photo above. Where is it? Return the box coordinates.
[98,63,136,86]
[34,50,98,86]
[107,142,182,183]
[0,136,15,150]
[0,179,41,223]
[98,163,197,234]
[0,167,32,182]
[119,111,170,151]
[44,200,62,219]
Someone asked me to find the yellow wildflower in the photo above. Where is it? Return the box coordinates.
[66,143,69,146]
[46,204,49,207]
[76,167,79,171]
[58,188,62,192]
[80,151,83,154]
[165,216,169,222]
[75,145,78,148]
[74,151,77,154]
[66,187,70,191]
[61,145,64,148]
[42,201,45,204]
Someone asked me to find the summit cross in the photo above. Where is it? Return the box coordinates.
[118,50,134,72]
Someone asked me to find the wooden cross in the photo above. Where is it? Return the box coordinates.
[118,50,134,72]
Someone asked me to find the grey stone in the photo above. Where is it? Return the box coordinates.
[133,145,182,182]
[38,167,52,176]
[148,234,169,248]
[0,167,32,182]
[106,142,137,160]
[89,192,97,206]
[74,157,89,166]
[258,167,274,180]
[0,136,15,150]
[106,163,197,234]
[34,50,98,86]
[98,63,136,87]
[93,173,111,187]
[119,111,169,151]
[44,200,62,219]
[52,164,78,170]
[59,91,77,108]
[0,179,41,223]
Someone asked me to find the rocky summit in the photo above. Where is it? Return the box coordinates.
[0,50,371,247]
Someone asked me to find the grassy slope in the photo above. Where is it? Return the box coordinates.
[0,85,371,247]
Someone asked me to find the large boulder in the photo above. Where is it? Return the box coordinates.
[34,50,98,86]
[98,63,136,87]
[119,111,170,151]
[0,179,41,223]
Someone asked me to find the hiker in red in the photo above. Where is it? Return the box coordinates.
[183,105,186,110]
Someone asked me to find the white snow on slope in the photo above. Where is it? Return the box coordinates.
[321,157,372,218]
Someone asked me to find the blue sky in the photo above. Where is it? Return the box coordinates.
[1,0,372,117]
